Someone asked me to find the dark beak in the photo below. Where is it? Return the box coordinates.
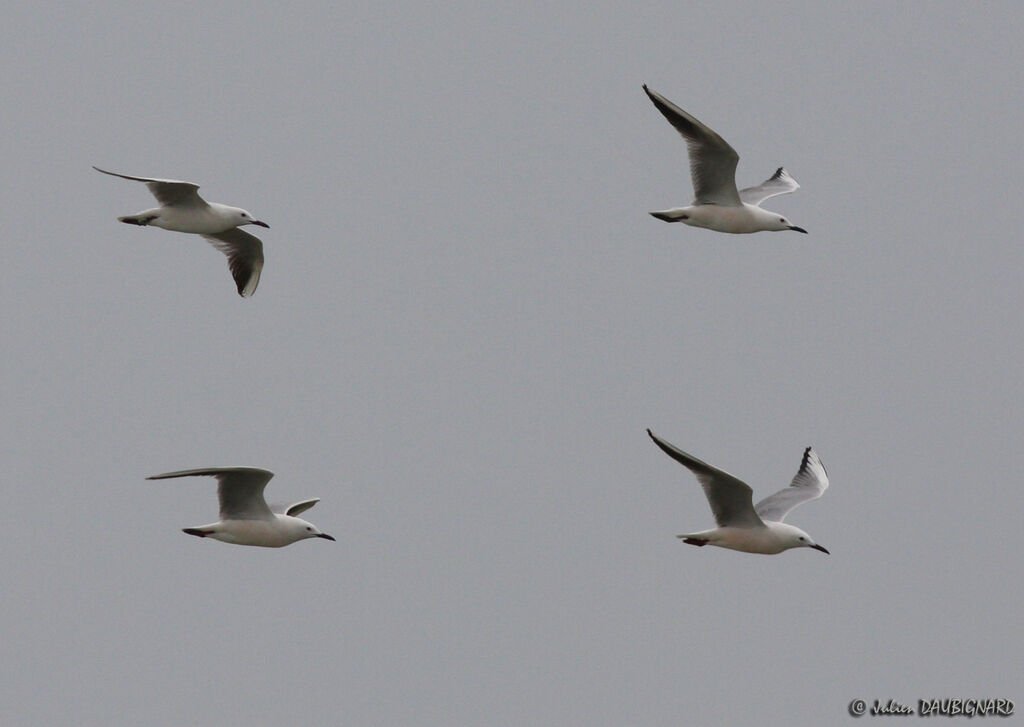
[789,225,808,234]
[810,543,829,554]
[252,220,270,228]
[317,533,336,541]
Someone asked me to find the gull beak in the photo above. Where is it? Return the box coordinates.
[252,220,270,228]
[317,533,336,541]
[788,225,808,234]
[810,543,829,554]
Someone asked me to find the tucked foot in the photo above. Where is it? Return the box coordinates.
[118,215,158,226]
[677,536,708,546]
[650,210,689,223]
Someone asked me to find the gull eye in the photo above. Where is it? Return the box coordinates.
[306,527,312,531]
[780,218,786,223]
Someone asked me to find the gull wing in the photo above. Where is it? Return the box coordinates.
[754,447,829,523]
[93,166,206,208]
[272,498,320,517]
[647,430,764,528]
[738,167,800,207]
[147,467,275,521]
[642,86,742,206]
[201,228,264,297]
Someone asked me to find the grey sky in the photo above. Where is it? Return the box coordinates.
[3,2,1022,725]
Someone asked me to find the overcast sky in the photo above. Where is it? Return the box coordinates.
[3,2,1022,725]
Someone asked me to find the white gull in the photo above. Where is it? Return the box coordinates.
[147,467,335,547]
[642,85,807,235]
[647,430,829,555]
[94,167,268,297]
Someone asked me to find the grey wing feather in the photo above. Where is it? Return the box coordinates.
[643,86,742,206]
[273,498,320,517]
[754,447,829,523]
[147,467,275,520]
[93,166,206,207]
[647,430,764,528]
[738,167,800,207]
[201,228,264,297]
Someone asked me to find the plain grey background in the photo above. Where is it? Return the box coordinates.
[3,1,1022,725]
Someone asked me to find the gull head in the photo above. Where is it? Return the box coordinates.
[772,214,807,234]
[742,206,807,234]
[286,516,336,543]
[789,526,828,554]
[771,522,828,554]
[230,207,270,229]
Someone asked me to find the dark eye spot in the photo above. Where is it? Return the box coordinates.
[780,218,786,223]
[306,527,312,531]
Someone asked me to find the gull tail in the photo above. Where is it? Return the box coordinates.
[183,528,212,538]
[649,208,689,223]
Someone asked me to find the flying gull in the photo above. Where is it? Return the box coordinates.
[147,467,335,547]
[643,85,807,235]
[95,167,268,296]
[647,429,829,555]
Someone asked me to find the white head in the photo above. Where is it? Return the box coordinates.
[773,522,828,554]
[283,516,336,543]
[229,207,270,229]
[749,206,807,233]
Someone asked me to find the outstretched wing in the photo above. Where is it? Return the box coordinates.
[147,467,275,521]
[738,167,800,207]
[273,498,320,517]
[754,447,828,523]
[93,166,206,207]
[647,429,763,528]
[642,86,742,206]
[201,228,264,297]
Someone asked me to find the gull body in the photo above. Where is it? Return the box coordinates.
[147,467,335,548]
[94,167,269,297]
[643,85,807,235]
[646,429,829,555]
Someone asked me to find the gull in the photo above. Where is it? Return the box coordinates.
[94,167,269,297]
[646,430,829,555]
[147,467,336,547]
[642,85,807,235]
